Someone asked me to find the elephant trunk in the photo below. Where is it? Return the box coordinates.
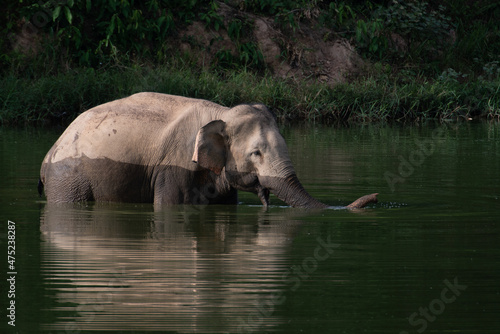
[261,174,379,209]
[261,174,329,209]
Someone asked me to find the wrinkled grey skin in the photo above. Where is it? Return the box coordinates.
[40,93,373,209]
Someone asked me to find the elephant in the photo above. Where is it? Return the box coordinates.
[39,93,378,209]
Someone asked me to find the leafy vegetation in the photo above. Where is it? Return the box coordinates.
[2,62,498,125]
[5,0,205,68]
[1,0,499,125]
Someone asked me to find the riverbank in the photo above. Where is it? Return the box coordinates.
[1,0,499,125]
[1,64,499,126]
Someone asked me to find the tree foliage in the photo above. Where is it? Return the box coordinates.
[1,0,499,76]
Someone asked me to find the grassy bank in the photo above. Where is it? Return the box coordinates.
[2,1,500,125]
[1,64,499,126]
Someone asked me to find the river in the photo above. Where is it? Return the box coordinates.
[1,122,499,333]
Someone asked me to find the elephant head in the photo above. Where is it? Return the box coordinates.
[192,104,377,209]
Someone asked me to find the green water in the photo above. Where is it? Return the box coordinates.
[1,122,499,333]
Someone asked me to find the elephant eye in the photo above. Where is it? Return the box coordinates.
[250,150,261,157]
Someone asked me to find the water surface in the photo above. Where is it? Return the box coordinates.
[1,122,499,333]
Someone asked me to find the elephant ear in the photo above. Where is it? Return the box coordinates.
[192,120,227,175]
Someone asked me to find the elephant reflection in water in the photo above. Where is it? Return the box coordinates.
[40,203,317,333]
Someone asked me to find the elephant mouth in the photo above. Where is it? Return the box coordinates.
[225,171,270,207]
[257,187,270,208]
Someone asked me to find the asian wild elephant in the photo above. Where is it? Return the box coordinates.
[39,93,378,209]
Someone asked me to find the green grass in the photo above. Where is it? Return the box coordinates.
[1,63,499,126]
[1,1,498,125]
